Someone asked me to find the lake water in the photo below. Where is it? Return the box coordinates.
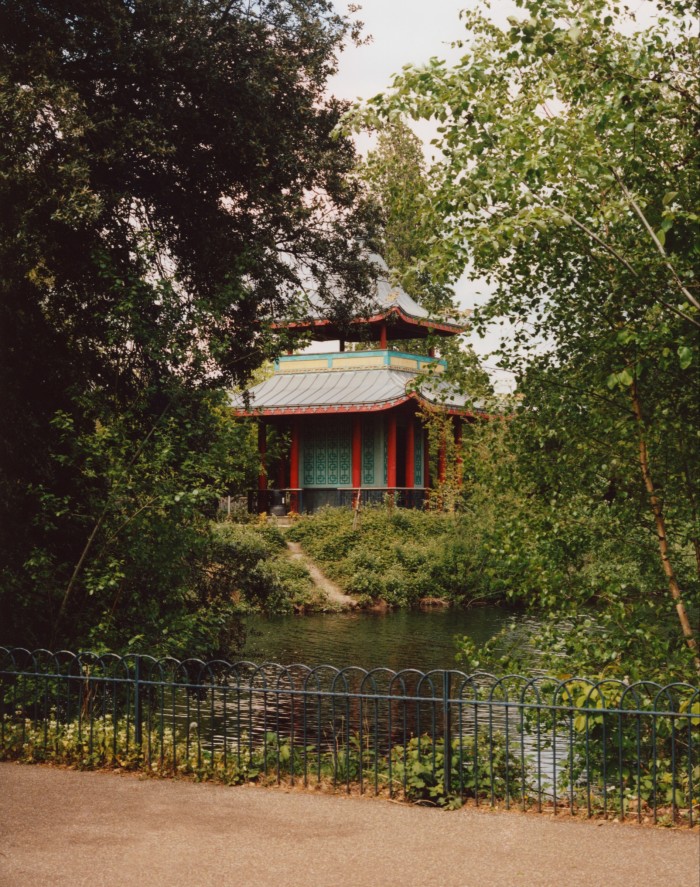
[170,606,569,797]
[240,606,512,672]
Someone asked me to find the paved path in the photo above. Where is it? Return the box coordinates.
[285,540,356,609]
[1,764,697,887]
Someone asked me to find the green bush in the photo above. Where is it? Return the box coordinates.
[210,522,314,613]
[390,733,525,809]
[287,506,494,606]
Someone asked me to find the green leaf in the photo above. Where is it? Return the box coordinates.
[618,369,634,387]
[678,345,693,370]
[616,329,635,345]
[573,714,588,732]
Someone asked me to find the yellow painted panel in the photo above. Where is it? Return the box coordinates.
[332,356,383,369]
[278,358,327,373]
[388,356,420,371]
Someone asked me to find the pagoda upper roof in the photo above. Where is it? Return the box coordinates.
[230,350,481,417]
[275,254,467,341]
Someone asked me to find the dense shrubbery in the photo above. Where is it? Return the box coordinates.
[74,520,319,661]
[286,489,698,681]
[286,501,675,612]
[288,507,484,607]
[210,521,319,617]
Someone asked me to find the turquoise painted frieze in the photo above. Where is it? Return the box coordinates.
[303,434,314,486]
[339,432,351,485]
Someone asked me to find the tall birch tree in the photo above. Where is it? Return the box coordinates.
[350,0,700,670]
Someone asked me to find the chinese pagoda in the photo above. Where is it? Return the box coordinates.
[230,257,478,514]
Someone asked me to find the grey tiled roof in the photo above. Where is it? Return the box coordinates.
[230,366,478,415]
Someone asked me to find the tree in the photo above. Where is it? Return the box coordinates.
[0,0,375,653]
[358,120,492,425]
[360,120,450,312]
[349,0,700,671]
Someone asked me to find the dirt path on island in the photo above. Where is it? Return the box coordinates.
[1,763,697,887]
[285,540,356,609]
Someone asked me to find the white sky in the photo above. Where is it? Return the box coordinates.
[325,0,520,390]
[328,2,475,112]
[320,1,660,391]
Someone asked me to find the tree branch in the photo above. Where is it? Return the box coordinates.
[524,187,700,329]
[52,400,172,644]
[612,169,700,313]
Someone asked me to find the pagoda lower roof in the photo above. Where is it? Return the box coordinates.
[230,363,479,417]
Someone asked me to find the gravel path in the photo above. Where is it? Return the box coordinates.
[285,540,356,609]
[1,763,697,887]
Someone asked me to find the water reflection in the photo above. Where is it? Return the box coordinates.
[163,610,567,795]
[240,606,511,672]
[162,664,565,799]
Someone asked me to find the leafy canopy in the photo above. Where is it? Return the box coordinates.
[348,0,700,674]
[0,0,375,655]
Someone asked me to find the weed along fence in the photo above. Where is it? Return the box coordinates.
[1,648,698,826]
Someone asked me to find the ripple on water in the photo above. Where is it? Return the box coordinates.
[240,606,513,672]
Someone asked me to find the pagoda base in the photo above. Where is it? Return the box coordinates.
[247,487,427,515]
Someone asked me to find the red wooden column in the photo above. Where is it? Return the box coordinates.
[379,322,388,349]
[387,413,397,490]
[257,421,267,513]
[405,418,415,489]
[352,416,362,506]
[289,420,300,513]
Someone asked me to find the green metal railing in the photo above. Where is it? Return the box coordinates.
[1,647,697,824]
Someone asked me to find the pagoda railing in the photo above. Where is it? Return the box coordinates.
[247,488,427,515]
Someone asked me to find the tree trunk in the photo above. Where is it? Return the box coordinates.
[630,382,700,674]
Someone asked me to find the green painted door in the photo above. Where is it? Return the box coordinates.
[301,419,352,487]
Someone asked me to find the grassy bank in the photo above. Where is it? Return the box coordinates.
[284,505,699,682]
[210,520,329,614]
[286,506,509,609]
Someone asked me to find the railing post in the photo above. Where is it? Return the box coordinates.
[443,670,452,796]
[133,655,142,749]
